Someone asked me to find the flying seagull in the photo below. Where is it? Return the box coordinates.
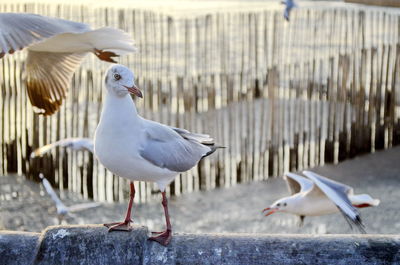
[0,12,136,115]
[281,0,297,21]
[262,171,379,231]
[39,173,101,224]
[94,64,223,246]
[30,137,93,158]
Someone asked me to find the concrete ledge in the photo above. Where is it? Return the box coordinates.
[0,230,40,265]
[0,225,399,265]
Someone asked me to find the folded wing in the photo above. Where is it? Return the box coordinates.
[140,121,214,172]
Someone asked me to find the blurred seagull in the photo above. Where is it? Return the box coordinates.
[94,64,223,246]
[0,12,136,115]
[30,137,93,158]
[39,173,101,224]
[281,0,297,21]
[263,171,380,232]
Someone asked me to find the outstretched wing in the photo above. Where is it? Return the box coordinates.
[303,171,365,232]
[0,12,89,56]
[31,137,93,158]
[284,172,314,195]
[25,50,86,115]
[139,121,213,172]
[39,173,68,214]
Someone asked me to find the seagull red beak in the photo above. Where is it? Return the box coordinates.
[124,84,143,98]
[262,207,279,216]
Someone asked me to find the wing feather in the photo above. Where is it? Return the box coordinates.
[284,172,314,195]
[303,171,365,232]
[140,122,212,172]
[39,174,67,214]
[25,50,86,115]
[0,13,89,54]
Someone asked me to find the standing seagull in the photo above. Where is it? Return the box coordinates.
[281,0,297,21]
[39,173,101,224]
[94,64,222,246]
[30,137,93,158]
[262,171,379,231]
[0,12,136,115]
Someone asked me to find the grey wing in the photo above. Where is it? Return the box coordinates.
[303,171,365,232]
[26,50,86,115]
[304,170,354,195]
[284,172,314,195]
[140,122,212,172]
[0,12,89,56]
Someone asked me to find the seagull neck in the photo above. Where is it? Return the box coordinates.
[103,93,139,119]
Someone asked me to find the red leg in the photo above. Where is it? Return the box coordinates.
[94,48,119,63]
[104,182,135,231]
[149,191,172,246]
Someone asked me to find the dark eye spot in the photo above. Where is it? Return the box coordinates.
[277,203,280,207]
[283,203,287,207]
[114,73,121,81]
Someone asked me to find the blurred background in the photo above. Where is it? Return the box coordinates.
[0,0,399,234]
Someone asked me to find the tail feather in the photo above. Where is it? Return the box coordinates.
[349,194,380,207]
[202,145,225,158]
[84,27,136,54]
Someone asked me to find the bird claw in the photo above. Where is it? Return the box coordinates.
[104,220,133,231]
[148,230,172,246]
[94,49,119,63]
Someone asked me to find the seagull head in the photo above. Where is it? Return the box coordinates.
[105,64,143,98]
[262,197,293,216]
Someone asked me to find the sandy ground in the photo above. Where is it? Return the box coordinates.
[1,146,400,234]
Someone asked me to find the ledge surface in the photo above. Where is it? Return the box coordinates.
[0,225,399,265]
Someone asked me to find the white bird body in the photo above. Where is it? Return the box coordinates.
[0,12,136,115]
[94,64,220,245]
[94,94,178,189]
[285,194,338,217]
[263,171,380,231]
[94,66,216,191]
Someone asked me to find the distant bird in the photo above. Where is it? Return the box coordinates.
[263,171,380,231]
[30,137,93,158]
[0,12,136,115]
[281,0,297,21]
[39,173,101,224]
[94,64,223,246]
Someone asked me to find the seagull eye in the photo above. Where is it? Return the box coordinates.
[277,203,280,207]
[283,203,287,207]
[114,74,121,81]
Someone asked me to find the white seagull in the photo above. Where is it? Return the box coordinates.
[281,0,297,21]
[0,12,136,115]
[94,64,222,246]
[263,171,380,232]
[39,173,101,224]
[30,137,93,158]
